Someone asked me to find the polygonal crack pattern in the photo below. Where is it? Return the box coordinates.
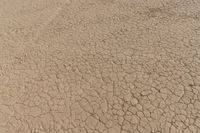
[0,0,200,133]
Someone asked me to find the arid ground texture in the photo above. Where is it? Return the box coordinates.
[0,0,200,133]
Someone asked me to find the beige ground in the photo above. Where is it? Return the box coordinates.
[0,0,200,133]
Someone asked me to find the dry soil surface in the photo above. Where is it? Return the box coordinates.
[0,0,200,133]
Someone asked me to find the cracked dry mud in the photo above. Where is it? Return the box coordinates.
[0,0,200,133]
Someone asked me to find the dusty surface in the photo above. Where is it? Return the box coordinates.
[0,0,200,133]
